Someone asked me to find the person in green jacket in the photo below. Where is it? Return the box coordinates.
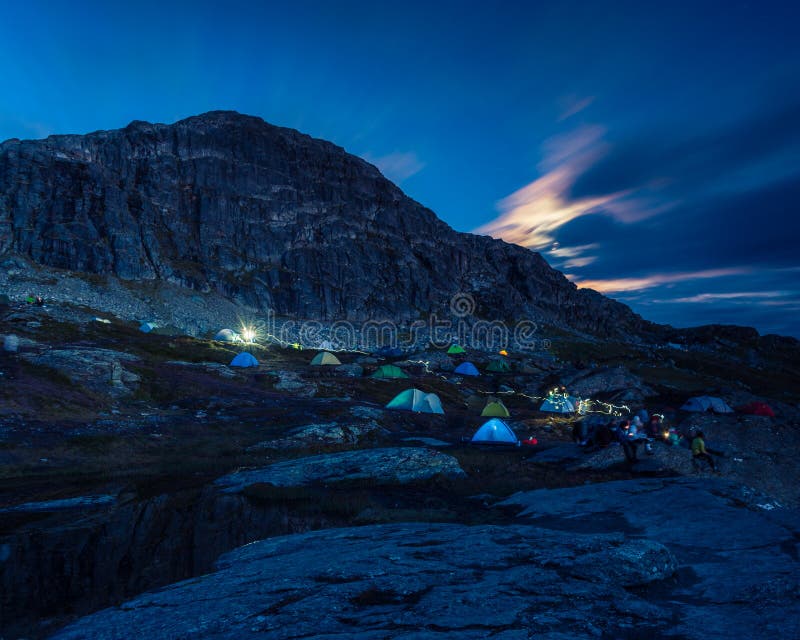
[691,431,716,471]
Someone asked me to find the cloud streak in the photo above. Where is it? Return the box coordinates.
[361,150,424,184]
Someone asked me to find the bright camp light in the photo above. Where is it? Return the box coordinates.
[240,326,257,343]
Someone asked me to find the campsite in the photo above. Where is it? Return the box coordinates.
[1,294,799,638]
[1,7,800,635]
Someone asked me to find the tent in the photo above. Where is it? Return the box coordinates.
[230,352,259,368]
[539,394,577,413]
[454,361,480,376]
[447,344,466,355]
[214,329,239,342]
[680,396,733,414]
[386,388,445,414]
[471,418,519,445]
[481,400,510,417]
[310,351,341,366]
[371,364,409,379]
[486,359,512,373]
[498,349,508,356]
[139,322,157,333]
[737,401,775,417]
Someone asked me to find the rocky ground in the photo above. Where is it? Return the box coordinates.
[1,297,799,639]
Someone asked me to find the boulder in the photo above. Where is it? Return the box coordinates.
[52,521,680,640]
[215,447,466,492]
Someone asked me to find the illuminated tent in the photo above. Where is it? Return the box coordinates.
[386,389,445,414]
[481,400,510,417]
[454,361,480,376]
[539,394,577,413]
[680,396,733,414]
[471,418,519,445]
[447,344,466,355]
[371,364,409,379]
[139,321,157,333]
[498,350,508,356]
[310,351,341,366]
[230,352,259,368]
[737,401,775,417]
[486,359,512,373]
[214,329,239,342]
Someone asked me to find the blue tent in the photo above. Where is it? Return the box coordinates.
[230,352,259,368]
[471,418,519,445]
[454,361,480,376]
[139,321,157,333]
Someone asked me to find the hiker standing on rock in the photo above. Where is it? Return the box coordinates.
[691,431,717,472]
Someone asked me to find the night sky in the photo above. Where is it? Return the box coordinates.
[1,1,798,336]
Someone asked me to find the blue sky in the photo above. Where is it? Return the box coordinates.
[1,0,799,336]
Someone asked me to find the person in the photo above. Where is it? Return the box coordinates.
[616,419,638,462]
[691,431,716,471]
[644,414,662,454]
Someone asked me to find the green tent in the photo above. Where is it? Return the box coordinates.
[310,351,341,366]
[371,364,409,379]
[447,344,466,355]
[386,388,444,414]
[486,359,512,373]
[481,400,510,417]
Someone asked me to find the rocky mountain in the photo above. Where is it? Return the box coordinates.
[0,111,650,337]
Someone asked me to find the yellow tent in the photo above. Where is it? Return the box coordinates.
[310,351,341,366]
[481,400,510,417]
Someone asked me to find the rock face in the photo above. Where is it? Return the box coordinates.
[215,447,466,492]
[501,477,800,639]
[0,111,649,337]
[52,521,677,640]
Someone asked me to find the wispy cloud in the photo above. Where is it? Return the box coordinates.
[557,95,595,121]
[474,126,634,249]
[361,151,424,184]
[571,268,752,293]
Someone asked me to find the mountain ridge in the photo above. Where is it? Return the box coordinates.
[2,110,653,338]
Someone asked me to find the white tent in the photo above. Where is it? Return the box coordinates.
[680,396,733,414]
[471,418,519,445]
[215,329,239,342]
[539,394,578,413]
[386,388,445,414]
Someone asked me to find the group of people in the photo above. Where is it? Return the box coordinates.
[574,410,718,472]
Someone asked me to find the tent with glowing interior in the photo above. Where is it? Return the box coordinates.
[386,389,445,414]
[310,351,341,366]
[481,400,510,417]
[230,352,259,368]
[454,362,480,376]
[447,344,466,355]
[214,328,239,342]
[680,396,734,414]
[539,394,578,413]
[486,359,512,373]
[371,364,409,379]
[471,418,519,445]
[139,321,157,333]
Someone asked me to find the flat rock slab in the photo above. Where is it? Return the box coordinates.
[215,447,466,492]
[501,477,800,639]
[0,494,117,513]
[52,521,677,640]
